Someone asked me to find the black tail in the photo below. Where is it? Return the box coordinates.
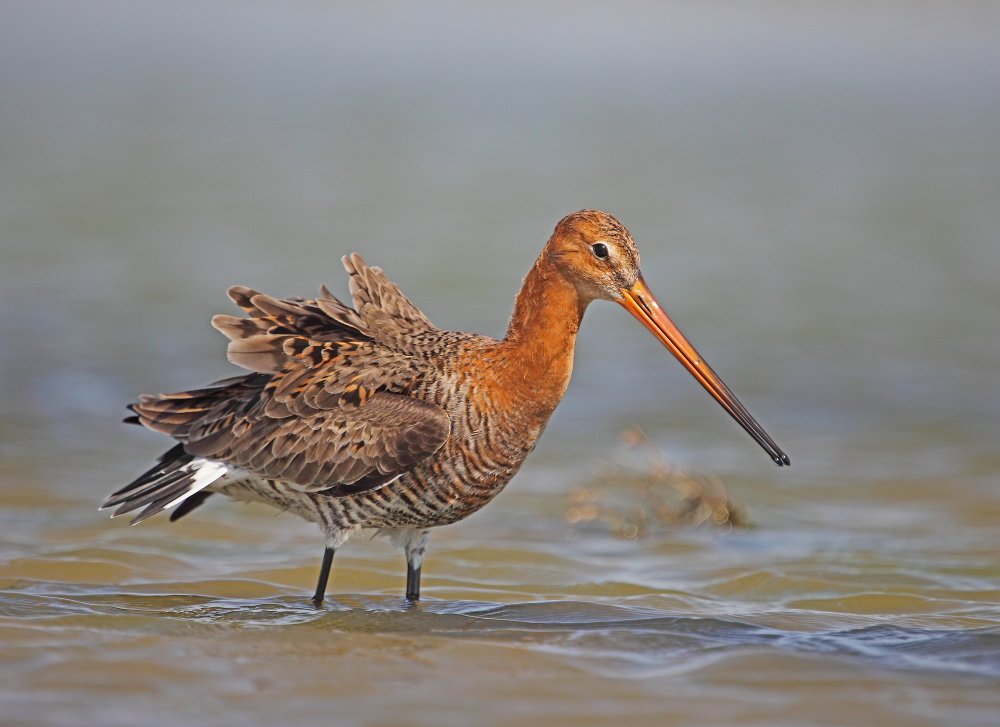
[101,445,222,524]
[169,490,214,521]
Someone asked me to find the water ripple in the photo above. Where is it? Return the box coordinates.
[5,585,996,680]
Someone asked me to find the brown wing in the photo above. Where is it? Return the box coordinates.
[129,282,450,495]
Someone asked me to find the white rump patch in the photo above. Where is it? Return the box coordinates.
[163,459,231,511]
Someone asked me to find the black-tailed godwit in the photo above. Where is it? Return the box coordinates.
[102,210,788,604]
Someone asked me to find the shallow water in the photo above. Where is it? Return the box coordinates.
[2,2,1000,725]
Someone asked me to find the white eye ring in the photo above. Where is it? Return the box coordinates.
[592,242,609,259]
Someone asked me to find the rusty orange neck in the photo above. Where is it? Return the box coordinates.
[497,253,587,411]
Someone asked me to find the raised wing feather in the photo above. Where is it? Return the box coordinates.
[129,277,450,495]
[342,253,439,348]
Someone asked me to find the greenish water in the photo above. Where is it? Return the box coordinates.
[2,2,999,725]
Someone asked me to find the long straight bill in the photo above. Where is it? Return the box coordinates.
[618,275,790,466]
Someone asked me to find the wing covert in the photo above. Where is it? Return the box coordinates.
[130,278,452,496]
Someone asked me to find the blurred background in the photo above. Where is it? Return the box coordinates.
[1,2,999,726]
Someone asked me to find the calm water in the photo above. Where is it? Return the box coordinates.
[2,2,1000,725]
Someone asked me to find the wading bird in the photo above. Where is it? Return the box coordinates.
[102,210,788,605]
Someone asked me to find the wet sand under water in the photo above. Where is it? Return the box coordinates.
[3,467,999,727]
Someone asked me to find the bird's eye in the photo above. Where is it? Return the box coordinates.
[592,242,609,259]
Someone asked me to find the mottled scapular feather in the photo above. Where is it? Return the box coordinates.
[127,256,451,495]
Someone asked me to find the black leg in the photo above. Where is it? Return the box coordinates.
[405,561,421,602]
[312,547,335,607]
